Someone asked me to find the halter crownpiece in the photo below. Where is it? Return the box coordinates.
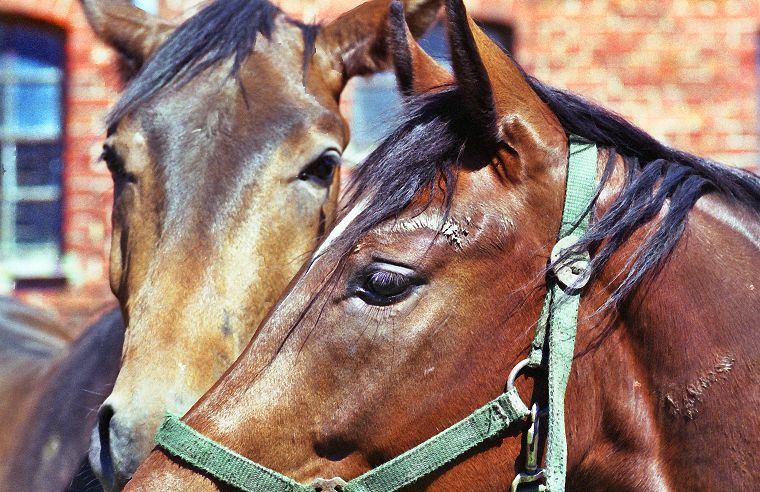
[154,138,598,491]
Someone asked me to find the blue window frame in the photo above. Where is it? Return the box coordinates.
[0,18,65,280]
[344,19,514,161]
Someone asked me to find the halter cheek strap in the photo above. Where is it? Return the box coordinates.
[154,138,598,491]
[527,139,598,492]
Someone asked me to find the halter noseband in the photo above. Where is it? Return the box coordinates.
[154,138,598,492]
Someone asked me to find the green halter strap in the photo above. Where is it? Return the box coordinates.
[525,139,598,491]
[157,387,528,492]
[154,138,598,491]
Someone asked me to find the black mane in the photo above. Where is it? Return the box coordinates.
[337,79,760,307]
[108,0,319,126]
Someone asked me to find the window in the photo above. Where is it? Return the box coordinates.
[344,19,514,161]
[0,18,65,280]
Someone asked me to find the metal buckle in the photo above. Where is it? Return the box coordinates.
[511,403,547,492]
[550,234,590,289]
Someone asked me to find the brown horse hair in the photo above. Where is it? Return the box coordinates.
[108,0,319,126]
[326,78,760,312]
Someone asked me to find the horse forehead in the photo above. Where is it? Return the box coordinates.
[134,60,326,153]
[127,20,334,144]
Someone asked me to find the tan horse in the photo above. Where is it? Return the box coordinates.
[128,0,760,490]
[80,0,441,489]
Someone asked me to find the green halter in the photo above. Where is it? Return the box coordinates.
[154,139,598,491]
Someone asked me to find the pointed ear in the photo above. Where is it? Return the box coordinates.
[316,0,442,84]
[445,0,566,166]
[79,0,175,80]
[388,0,451,96]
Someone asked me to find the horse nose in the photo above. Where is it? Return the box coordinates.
[91,403,133,491]
[93,404,117,489]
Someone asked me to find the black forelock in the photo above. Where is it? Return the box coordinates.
[335,71,760,308]
[107,0,320,126]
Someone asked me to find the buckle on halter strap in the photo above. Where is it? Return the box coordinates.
[550,234,591,289]
[310,477,347,492]
[511,403,547,492]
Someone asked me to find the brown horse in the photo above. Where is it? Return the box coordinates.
[80,0,441,488]
[0,298,122,492]
[127,0,760,490]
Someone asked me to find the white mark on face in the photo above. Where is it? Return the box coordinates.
[132,131,146,145]
[312,197,369,259]
[379,213,472,248]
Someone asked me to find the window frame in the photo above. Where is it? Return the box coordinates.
[0,16,66,282]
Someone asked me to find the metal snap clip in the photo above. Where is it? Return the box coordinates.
[511,403,547,492]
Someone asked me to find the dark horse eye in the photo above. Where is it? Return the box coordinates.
[299,150,340,187]
[101,144,131,181]
[355,267,422,306]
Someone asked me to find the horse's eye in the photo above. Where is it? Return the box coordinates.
[101,144,126,177]
[355,267,422,306]
[299,150,340,187]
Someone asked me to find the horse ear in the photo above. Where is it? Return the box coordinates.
[317,0,442,83]
[79,0,175,80]
[388,0,451,96]
[445,0,566,166]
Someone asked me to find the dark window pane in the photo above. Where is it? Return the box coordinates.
[0,23,9,59]
[15,200,61,245]
[10,83,61,132]
[10,23,64,71]
[17,143,63,186]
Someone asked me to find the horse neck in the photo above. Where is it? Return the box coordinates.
[566,153,760,489]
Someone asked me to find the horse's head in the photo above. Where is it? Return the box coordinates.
[80,0,442,487]
[127,0,579,489]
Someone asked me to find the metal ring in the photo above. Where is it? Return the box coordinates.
[507,358,531,391]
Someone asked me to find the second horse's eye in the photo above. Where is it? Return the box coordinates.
[101,144,126,177]
[299,150,340,187]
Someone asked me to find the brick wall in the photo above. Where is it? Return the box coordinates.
[4,0,759,321]
[486,0,760,168]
